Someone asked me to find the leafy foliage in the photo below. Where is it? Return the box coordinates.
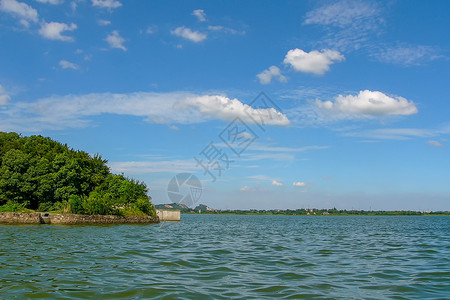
[0,132,155,216]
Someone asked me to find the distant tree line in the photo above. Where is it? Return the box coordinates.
[189,208,448,216]
[0,132,155,216]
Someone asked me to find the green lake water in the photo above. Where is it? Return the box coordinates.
[1,215,449,299]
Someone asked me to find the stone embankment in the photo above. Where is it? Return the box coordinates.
[0,212,159,225]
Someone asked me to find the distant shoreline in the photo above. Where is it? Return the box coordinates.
[182,209,449,216]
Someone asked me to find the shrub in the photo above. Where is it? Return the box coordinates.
[37,201,54,212]
[69,195,84,214]
[0,200,30,212]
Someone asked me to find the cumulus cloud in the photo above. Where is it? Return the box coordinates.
[284,49,344,75]
[257,66,287,84]
[92,0,121,9]
[293,181,308,187]
[0,84,10,105]
[271,180,283,187]
[0,0,38,23]
[0,92,290,131]
[316,90,418,117]
[105,30,126,51]
[178,95,290,126]
[59,60,79,70]
[192,9,206,22]
[39,22,77,41]
[171,26,207,43]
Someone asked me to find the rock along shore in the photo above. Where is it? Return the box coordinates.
[0,212,159,225]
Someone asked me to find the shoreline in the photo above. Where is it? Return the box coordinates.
[0,212,159,225]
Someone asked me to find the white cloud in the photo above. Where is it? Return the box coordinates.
[192,9,206,22]
[178,95,290,126]
[208,25,245,35]
[0,84,10,105]
[105,30,126,51]
[59,60,79,70]
[427,140,444,148]
[0,92,290,131]
[92,0,121,9]
[98,19,111,26]
[272,180,283,187]
[240,186,254,192]
[0,0,38,23]
[304,0,379,27]
[257,66,287,84]
[344,128,435,140]
[39,22,77,41]
[171,26,207,43]
[303,0,382,52]
[35,0,62,4]
[293,181,309,187]
[145,26,157,34]
[109,159,197,175]
[373,45,440,66]
[284,49,344,75]
[316,90,418,117]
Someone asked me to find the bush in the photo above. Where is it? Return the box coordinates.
[0,200,30,212]
[69,195,84,214]
[37,201,54,212]
[135,197,155,216]
[82,192,116,215]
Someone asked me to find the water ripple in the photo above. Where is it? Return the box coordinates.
[1,216,449,299]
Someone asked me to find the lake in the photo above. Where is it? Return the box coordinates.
[1,215,449,299]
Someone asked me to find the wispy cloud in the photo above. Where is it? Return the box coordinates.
[208,25,245,35]
[108,159,197,175]
[0,83,11,105]
[36,0,62,4]
[98,19,111,26]
[344,128,436,140]
[92,0,122,9]
[303,0,382,52]
[59,60,79,70]
[372,45,442,66]
[192,9,206,22]
[427,140,444,148]
[0,91,290,132]
[293,181,309,187]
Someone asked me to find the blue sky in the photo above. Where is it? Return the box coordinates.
[1,0,449,210]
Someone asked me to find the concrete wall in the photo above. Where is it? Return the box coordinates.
[156,209,180,221]
[0,212,159,225]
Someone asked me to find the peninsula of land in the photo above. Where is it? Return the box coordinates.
[0,132,157,223]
